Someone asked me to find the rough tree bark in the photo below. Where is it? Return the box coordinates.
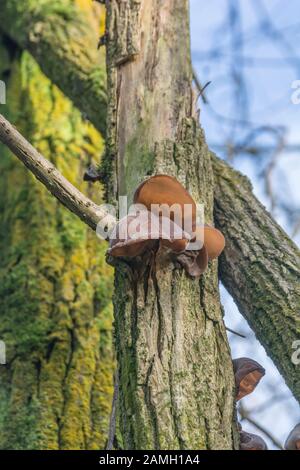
[1,2,298,404]
[213,155,300,403]
[0,34,114,449]
[0,0,107,134]
[104,0,237,449]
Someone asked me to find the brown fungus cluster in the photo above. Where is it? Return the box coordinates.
[233,359,299,451]
[107,174,295,451]
[233,357,268,450]
[108,211,190,258]
[108,174,225,276]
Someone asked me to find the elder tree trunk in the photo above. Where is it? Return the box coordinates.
[104,0,237,450]
[0,37,114,449]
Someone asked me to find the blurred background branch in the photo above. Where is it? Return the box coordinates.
[191,0,300,450]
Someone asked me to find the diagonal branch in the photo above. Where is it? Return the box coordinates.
[0,113,114,232]
[213,154,300,404]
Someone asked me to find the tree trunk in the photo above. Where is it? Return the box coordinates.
[0,39,114,449]
[105,0,237,450]
[0,0,107,134]
[213,155,300,403]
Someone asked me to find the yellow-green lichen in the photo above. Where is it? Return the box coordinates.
[0,43,114,449]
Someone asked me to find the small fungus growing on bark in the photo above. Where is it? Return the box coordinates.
[83,164,102,182]
[160,214,191,253]
[108,213,156,257]
[233,357,265,401]
[240,430,268,450]
[193,225,225,260]
[175,225,224,277]
[285,424,300,450]
[176,247,208,277]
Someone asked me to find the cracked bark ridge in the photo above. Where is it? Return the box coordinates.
[105,0,237,449]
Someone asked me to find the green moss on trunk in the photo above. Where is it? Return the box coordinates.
[0,0,107,134]
[0,46,114,449]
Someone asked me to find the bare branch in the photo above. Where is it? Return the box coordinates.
[239,404,283,449]
[0,113,114,232]
[213,154,300,404]
[225,326,246,339]
[192,66,210,104]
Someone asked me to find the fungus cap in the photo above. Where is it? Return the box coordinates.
[83,164,102,182]
[176,246,208,277]
[233,357,265,401]
[192,225,225,260]
[108,213,156,257]
[134,175,196,234]
[108,211,190,257]
[285,424,300,450]
[240,431,268,451]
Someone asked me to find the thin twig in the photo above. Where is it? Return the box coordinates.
[192,67,210,104]
[225,326,246,338]
[239,404,283,449]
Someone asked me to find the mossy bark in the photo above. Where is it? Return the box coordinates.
[213,155,300,404]
[0,41,114,449]
[0,0,107,134]
[105,0,237,450]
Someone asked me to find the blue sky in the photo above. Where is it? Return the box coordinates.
[190,0,300,449]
